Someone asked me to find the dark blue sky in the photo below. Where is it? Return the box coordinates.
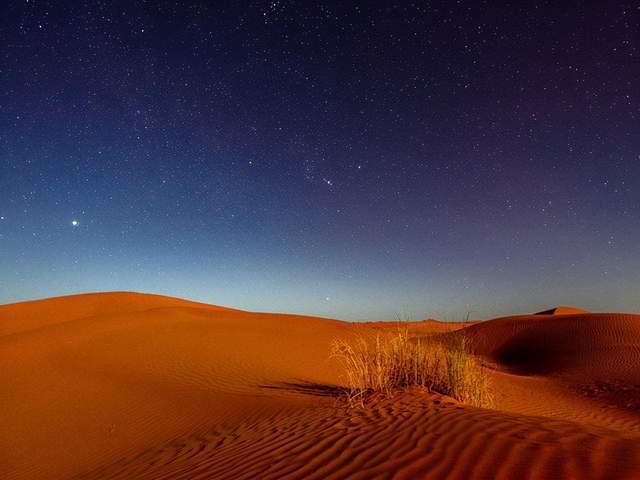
[1,1,638,320]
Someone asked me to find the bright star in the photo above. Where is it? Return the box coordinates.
[71,220,79,226]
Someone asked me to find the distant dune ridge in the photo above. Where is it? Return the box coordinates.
[1,293,639,479]
[535,306,591,315]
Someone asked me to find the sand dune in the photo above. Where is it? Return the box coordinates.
[463,311,640,380]
[457,311,640,434]
[0,292,230,337]
[1,293,639,479]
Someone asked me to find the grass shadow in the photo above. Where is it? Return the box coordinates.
[258,382,344,398]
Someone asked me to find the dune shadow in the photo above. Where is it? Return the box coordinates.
[492,342,563,376]
[258,382,344,398]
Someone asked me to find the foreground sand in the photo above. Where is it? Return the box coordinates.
[1,293,639,479]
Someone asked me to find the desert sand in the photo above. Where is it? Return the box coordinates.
[1,292,639,479]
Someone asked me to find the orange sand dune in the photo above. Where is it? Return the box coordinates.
[455,311,640,434]
[462,311,640,380]
[0,291,233,337]
[1,293,639,479]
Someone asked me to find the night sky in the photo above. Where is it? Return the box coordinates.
[1,2,639,320]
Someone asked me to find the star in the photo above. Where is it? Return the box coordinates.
[71,220,80,227]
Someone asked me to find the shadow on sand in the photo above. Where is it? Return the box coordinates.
[258,382,345,398]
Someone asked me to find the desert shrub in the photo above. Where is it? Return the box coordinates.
[331,327,492,408]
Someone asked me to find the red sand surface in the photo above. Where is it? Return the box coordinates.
[1,292,639,479]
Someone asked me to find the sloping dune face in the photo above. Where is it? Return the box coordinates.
[464,312,640,379]
[459,312,640,431]
[0,292,231,337]
[1,294,639,479]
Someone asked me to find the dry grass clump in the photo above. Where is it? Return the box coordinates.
[442,335,493,407]
[331,328,492,408]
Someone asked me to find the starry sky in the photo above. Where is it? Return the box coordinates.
[1,1,639,320]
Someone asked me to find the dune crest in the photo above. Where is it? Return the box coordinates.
[535,306,590,315]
